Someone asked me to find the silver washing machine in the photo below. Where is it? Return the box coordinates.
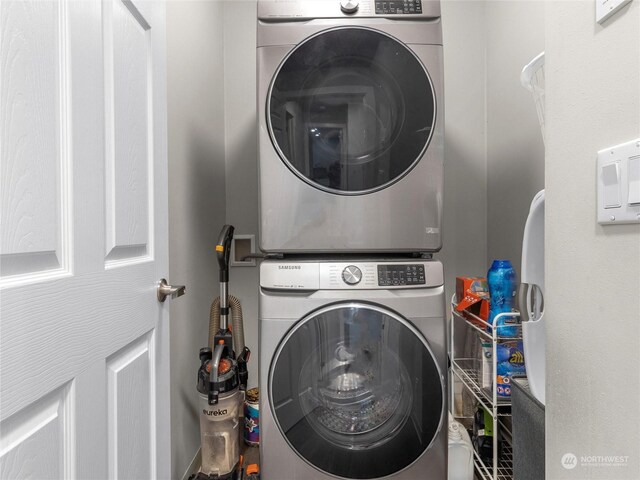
[259,259,447,479]
[257,0,444,254]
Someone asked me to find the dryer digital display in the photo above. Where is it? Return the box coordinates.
[268,27,436,195]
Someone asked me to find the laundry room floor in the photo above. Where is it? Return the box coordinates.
[191,440,260,478]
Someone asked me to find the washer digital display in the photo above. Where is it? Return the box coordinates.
[375,0,423,14]
[378,264,426,286]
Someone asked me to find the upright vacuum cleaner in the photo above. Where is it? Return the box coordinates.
[194,225,250,480]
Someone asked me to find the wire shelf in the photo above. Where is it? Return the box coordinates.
[474,442,514,480]
[451,294,520,479]
[452,359,513,412]
[451,301,522,341]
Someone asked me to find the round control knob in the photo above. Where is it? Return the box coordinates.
[340,0,359,14]
[342,265,362,285]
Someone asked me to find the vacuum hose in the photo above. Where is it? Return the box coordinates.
[209,295,245,354]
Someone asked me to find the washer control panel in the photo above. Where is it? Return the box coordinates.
[375,0,423,14]
[260,261,443,290]
[340,0,360,13]
[377,264,425,286]
[258,0,439,20]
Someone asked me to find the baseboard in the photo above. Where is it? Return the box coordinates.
[181,448,201,480]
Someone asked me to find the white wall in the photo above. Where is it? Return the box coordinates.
[439,1,489,300]
[167,2,227,478]
[440,1,545,294]
[485,1,545,277]
[440,0,545,421]
[545,2,640,478]
[222,0,260,390]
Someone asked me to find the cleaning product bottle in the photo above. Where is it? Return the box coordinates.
[243,388,259,447]
[495,340,526,398]
[487,260,518,337]
[472,406,502,465]
[448,414,474,480]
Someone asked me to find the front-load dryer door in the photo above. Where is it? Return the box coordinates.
[269,302,444,479]
[267,27,436,195]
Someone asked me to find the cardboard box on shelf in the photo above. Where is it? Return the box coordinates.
[455,276,490,326]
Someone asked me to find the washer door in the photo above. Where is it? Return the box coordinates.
[268,27,436,195]
[269,302,444,479]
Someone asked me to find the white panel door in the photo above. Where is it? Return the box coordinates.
[0,0,171,478]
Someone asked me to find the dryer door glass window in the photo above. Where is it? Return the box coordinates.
[269,303,444,479]
[268,27,436,195]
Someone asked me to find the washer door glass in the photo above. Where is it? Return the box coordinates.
[268,27,436,195]
[269,302,444,479]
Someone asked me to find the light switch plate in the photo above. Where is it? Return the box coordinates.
[596,0,633,23]
[629,157,640,205]
[597,139,640,225]
[601,162,621,208]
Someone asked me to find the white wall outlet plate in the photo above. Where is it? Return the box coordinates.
[597,139,640,225]
[596,0,633,24]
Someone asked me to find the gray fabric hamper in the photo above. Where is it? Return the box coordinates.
[512,378,545,479]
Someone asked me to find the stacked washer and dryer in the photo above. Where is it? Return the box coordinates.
[257,1,447,478]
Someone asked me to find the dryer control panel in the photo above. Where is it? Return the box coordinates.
[260,260,443,290]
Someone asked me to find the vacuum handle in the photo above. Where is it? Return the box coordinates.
[208,343,227,405]
[237,346,251,390]
[216,225,234,283]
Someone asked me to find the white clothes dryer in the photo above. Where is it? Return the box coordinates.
[257,1,444,254]
[259,259,448,479]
